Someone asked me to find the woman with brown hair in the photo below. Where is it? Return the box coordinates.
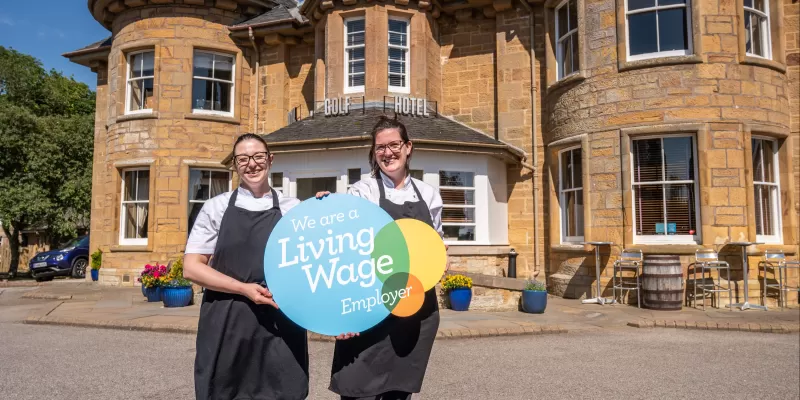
[184,133,309,400]
[318,116,444,400]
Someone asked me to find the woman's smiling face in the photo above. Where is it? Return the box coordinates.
[374,128,411,178]
[234,139,272,189]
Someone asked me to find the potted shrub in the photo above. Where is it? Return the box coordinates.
[161,277,194,308]
[442,274,473,311]
[89,250,102,282]
[138,264,167,302]
[521,279,547,314]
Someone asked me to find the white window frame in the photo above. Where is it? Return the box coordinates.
[344,17,366,94]
[191,50,236,117]
[555,0,579,80]
[559,146,584,243]
[188,168,231,219]
[744,0,771,59]
[346,168,362,190]
[119,168,150,246]
[388,16,411,94]
[625,0,693,62]
[125,50,154,115]
[752,137,782,244]
[630,134,701,244]
[439,170,478,244]
[270,172,285,195]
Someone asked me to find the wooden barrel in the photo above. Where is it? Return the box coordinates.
[642,255,683,310]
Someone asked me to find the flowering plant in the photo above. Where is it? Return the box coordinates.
[524,279,547,292]
[163,277,193,288]
[137,264,168,288]
[441,274,472,291]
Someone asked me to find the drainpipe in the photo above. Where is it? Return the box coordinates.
[518,0,540,279]
[249,27,260,133]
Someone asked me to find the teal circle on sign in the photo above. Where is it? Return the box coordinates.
[264,194,403,336]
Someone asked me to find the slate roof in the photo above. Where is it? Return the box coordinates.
[229,4,308,30]
[63,36,112,57]
[263,107,521,156]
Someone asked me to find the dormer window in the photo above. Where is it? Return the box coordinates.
[388,17,410,93]
[344,17,366,93]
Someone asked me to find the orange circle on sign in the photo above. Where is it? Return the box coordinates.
[390,274,425,317]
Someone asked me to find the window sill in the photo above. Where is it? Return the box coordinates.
[741,56,786,74]
[447,245,512,256]
[116,111,158,123]
[625,244,704,255]
[618,54,702,73]
[546,71,587,94]
[185,113,240,125]
[110,244,150,253]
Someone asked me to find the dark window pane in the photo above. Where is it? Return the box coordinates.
[753,0,765,11]
[210,171,229,196]
[628,0,655,11]
[389,47,406,61]
[410,170,423,180]
[192,79,212,110]
[629,12,659,55]
[658,8,688,52]
[214,55,233,81]
[142,51,154,77]
[439,171,474,187]
[389,74,405,87]
[350,74,365,87]
[389,60,405,74]
[389,32,407,47]
[557,4,569,38]
[271,172,283,188]
[213,81,231,112]
[136,170,150,201]
[348,169,361,185]
[564,190,584,237]
[663,137,693,181]
[560,35,573,78]
[442,208,475,223]
[388,19,407,33]
[568,0,578,30]
[571,35,580,74]
[752,139,765,182]
[188,202,204,236]
[634,185,665,235]
[350,60,366,74]
[440,189,475,206]
[658,0,685,5]
[130,53,143,78]
[189,169,209,201]
[754,185,776,236]
[633,138,664,182]
[744,0,753,7]
[124,171,135,201]
[561,150,572,190]
[193,52,213,78]
[348,32,365,46]
[664,183,696,234]
[443,226,475,241]
[745,12,753,53]
[347,19,365,32]
[572,148,582,188]
[751,14,764,56]
[350,47,365,60]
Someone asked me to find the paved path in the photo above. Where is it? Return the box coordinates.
[4,281,799,338]
[1,321,797,400]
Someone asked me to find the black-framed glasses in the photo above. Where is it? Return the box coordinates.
[374,141,405,154]
[234,151,270,166]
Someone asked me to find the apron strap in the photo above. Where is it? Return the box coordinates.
[228,188,239,207]
[409,179,425,205]
[270,188,280,210]
[376,175,387,200]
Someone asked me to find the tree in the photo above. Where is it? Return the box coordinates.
[0,46,95,277]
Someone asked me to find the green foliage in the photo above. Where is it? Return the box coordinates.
[0,46,95,274]
[524,279,547,292]
[90,249,102,271]
[168,257,184,280]
[441,274,473,290]
[163,277,193,288]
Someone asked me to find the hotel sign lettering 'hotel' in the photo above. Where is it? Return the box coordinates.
[324,97,431,117]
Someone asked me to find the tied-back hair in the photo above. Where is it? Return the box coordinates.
[368,115,412,177]
[233,133,270,153]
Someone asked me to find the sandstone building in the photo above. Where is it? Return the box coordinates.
[67,0,799,307]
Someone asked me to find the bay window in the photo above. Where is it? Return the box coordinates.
[388,17,410,93]
[555,0,579,80]
[344,17,366,93]
[188,169,231,234]
[559,147,584,242]
[192,51,235,115]
[744,0,771,59]
[626,0,691,60]
[439,171,476,242]
[752,138,781,242]
[120,169,150,245]
[631,136,699,243]
[126,50,154,113]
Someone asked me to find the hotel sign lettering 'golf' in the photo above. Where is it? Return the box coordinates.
[264,194,447,336]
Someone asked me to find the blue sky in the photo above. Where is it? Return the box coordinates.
[0,2,111,90]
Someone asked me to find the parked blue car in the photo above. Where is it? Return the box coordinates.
[28,236,89,281]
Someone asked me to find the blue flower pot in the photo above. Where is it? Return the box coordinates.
[144,286,161,302]
[90,269,99,281]
[162,286,193,308]
[141,284,146,297]
[522,290,547,313]
[448,288,472,311]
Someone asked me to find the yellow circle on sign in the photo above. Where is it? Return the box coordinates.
[395,218,447,291]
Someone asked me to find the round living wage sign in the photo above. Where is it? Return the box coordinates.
[264,194,446,336]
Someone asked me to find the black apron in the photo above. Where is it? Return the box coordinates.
[195,189,309,400]
[330,178,440,398]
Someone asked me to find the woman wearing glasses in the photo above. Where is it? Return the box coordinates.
[318,116,444,400]
[184,133,308,400]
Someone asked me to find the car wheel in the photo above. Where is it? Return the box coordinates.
[71,258,88,279]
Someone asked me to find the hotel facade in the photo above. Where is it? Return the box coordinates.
[67,0,799,306]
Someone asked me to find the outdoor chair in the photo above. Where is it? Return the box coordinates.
[612,249,642,308]
[692,249,732,311]
[759,250,800,310]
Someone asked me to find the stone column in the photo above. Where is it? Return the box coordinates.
[262,39,290,133]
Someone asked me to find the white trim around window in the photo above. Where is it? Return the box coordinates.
[344,17,366,94]
[752,136,782,244]
[439,170,477,244]
[388,16,411,94]
[555,0,579,80]
[191,50,236,117]
[630,134,701,244]
[125,50,154,115]
[559,146,584,243]
[119,168,150,246]
[188,168,232,234]
[744,0,772,59]
[625,0,693,62]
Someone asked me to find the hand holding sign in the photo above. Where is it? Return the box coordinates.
[263,194,446,336]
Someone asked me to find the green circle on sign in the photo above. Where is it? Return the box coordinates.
[371,221,410,284]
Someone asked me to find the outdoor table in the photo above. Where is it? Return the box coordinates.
[728,241,766,311]
[582,242,614,305]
